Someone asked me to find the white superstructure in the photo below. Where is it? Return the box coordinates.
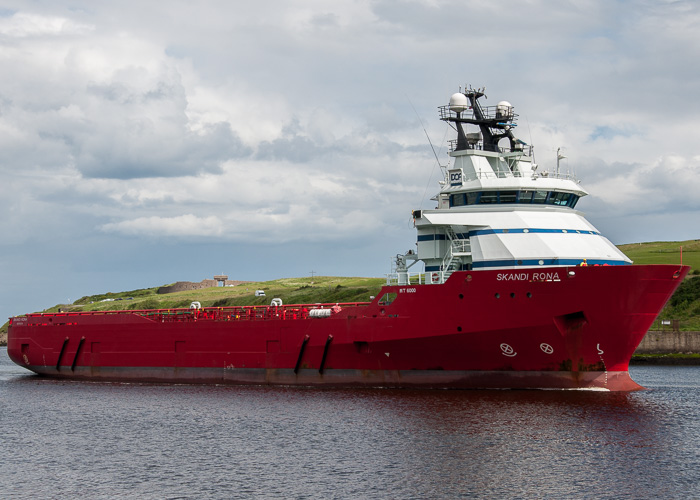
[391,86,630,285]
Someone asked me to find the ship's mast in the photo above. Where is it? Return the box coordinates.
[441,87,519,153]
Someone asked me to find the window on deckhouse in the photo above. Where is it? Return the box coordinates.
[449,190,580,208]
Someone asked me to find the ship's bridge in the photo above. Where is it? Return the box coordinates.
[387,87,631,286]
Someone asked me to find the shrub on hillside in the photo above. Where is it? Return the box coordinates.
[670,277,700,308]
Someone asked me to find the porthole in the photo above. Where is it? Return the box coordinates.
[527,292,532,298]
[495,293,500,299]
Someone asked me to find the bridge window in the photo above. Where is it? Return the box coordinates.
[551,192,571,206]
[532,191,549,204]
[518,190,534,203]
[479,192,498,204]
[499,191,517,203]
[449,190,579,208]
[450,193,467,207]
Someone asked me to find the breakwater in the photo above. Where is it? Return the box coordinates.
[635,330,700,354]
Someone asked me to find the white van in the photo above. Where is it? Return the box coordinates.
[254,290,266,297]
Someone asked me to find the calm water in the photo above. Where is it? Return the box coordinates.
[1,348,699,499]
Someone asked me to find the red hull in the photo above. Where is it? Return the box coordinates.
[7,265,688,391]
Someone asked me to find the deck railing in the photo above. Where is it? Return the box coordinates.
[17,302,372,324]
[385,272,424,286]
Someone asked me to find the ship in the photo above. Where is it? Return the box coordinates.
[7,86,689,390]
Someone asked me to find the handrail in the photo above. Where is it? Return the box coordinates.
[385,272,424,286]
[447,139,532,157]
[438,227,471,282]
[19,301,372,323]
[438,104,519,123]
[455,168,578,181]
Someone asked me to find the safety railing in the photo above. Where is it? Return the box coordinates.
[385,272,424,286]
[18,302,372,325]
[454,168,578,182]
[446,139,532,157]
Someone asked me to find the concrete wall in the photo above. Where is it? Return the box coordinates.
[636,331,700,354]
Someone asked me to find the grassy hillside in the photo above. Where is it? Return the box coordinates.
[618,239,700,270]
[649,274,700,331]
[618,240,700,331]
[59,276,386,314]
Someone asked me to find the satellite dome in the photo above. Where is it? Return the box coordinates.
[496,100,513,118]
[449,93,469,113]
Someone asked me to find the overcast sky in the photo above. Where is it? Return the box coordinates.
[2,1,699,320]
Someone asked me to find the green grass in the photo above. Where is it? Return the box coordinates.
[632,353,700,359]
[631,353,700,365]
[648,275,700,331]
[618,239,700,271]
[617,240,700,332]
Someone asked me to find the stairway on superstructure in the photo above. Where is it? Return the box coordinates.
[441,226,471,281]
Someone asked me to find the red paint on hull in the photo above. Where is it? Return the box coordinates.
[7,265,688,391]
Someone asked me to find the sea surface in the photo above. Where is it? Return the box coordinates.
[1,348,699,499]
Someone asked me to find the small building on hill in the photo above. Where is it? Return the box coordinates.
[157,276,250,294]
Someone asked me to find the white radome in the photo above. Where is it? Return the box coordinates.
[497,100,513,117]
[449,93,469,113]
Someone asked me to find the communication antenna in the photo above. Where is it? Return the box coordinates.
[406,93,447,210]
[406,94,443,169]
[525,116,536,165]
[556,147,567,176]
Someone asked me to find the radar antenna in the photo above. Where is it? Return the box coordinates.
[440,88,520,153]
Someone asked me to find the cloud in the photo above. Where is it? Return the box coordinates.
[589,125,638,141]
[2,0,700,323]
[0,11,93,37]
[91,153,423,243]
[0,14,252,180]
[638,155,700,211]
[580,154,700,228]
[101,214,224,237]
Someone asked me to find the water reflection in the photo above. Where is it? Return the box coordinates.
[1,352,699,498]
